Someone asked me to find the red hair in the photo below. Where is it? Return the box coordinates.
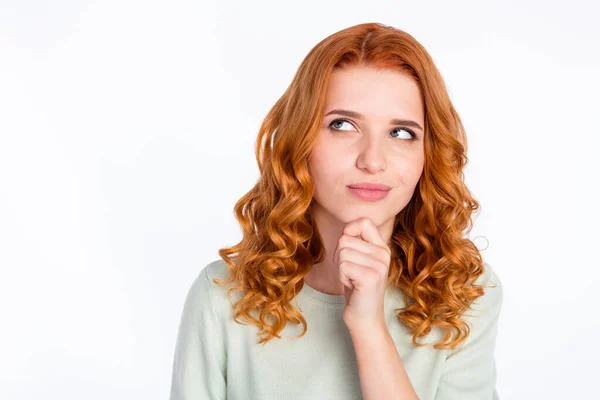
[214,22,493,351]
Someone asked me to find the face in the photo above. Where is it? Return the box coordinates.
[307,64,425,233]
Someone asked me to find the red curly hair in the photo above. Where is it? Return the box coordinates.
[213,22,493,351]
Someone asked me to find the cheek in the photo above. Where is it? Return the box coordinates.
[391,156,424,185]
[308,146,348,182]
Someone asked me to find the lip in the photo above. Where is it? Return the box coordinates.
[346,182,391,201]
[347,182,392,191]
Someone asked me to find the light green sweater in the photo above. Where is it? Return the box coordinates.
[169,258,503,400]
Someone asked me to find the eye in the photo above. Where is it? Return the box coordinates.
[390,127,417,140]
[328,118,417,141]
[329,119,354,131]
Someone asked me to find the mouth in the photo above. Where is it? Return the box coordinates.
[346,186,390,201]
[347,182,392,191]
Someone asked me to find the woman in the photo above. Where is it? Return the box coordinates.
[170,22,503,400]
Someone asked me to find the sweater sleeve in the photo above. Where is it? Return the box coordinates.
[434,264,504,400]
[169,266,227,400]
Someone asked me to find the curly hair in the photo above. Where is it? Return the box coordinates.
[213,22,494,351]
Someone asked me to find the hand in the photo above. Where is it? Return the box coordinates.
[335,217,392,332]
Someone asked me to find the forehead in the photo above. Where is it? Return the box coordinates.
[324,65,424,123]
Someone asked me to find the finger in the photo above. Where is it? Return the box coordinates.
[338,247,388,276]
[339,259,379,291]
[343,217,390,253]
[337,234,379,258]
[339,260,357,290]
[334,222,391,269]
[333,235,384,270]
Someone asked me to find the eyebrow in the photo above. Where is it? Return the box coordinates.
[324,109,423,131]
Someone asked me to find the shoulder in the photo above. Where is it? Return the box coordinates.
[186,258,228,296]
[195,258,241,321]
[442,261,504,358]
[185,258,235,296]
[203,257,234,283]
[454,261,504,349]
[179,258,235,319]
[471,261,504,314]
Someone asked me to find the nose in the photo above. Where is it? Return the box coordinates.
[356,135,386,173]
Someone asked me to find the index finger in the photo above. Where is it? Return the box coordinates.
[342,217,388,250]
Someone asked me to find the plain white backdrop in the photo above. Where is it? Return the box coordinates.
[1,0,599,398]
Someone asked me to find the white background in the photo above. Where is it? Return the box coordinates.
[1,0,599,398]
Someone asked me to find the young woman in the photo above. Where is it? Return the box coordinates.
[170,22,503,400]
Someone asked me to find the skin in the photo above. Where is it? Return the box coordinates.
[305,64,426,297]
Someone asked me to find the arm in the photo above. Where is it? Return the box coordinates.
[169,267,227,400]
[435,264,504,400]
[348,321,419,400]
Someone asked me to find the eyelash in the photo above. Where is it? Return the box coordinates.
[327,118,418,140]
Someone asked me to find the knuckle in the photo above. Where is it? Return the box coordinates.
[342,224,354,235]
[367,269,379,283]
[379,261,389,274]
[338,235,350,248]
[380,248,391,261]
[339,247,349,259]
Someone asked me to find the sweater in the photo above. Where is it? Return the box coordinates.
[169,258,503,400]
